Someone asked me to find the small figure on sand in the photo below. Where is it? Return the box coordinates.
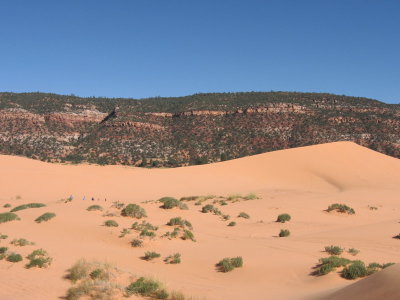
[83,196,86,200]
[91,197,95,201]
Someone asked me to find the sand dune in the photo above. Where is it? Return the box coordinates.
[0,142,399,300]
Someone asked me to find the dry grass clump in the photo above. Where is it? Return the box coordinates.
[164,253,181,264]
[167,217,193,230]
[121,204,147,219]
[144,251,161,261]
[10,203,46,212]
[159,197,188,210]
[87,205,103,211]
[327,203,355,215]
[237,212,250,219]
[131,220,158,232]
[0,233,8,239]
[35,212,56,223]
[10,238,34,247]
[347,248,360,256]
[131,239,144,247]
[104,220,119,227]
[324,245,343,255]
[3,203,11,208]
[216,256,243,272]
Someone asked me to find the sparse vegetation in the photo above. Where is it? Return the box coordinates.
[164,253,181,264]
[228,221,236,227]
[104,220,119,227]
[238,212,250,219]
[10,203,46,212]
[316,256,352,275]
[0,234,8,239]
[131,220,158,232]
[217,256,243,272]
[182,229,196,242]
[3,203,11,208]
[201,204,214,213]
[341,260,371,279]
[159,197,188,210]
[35,212,56,223]
[162,228,181,239]
[119,228,131,238]
[7,253,23,263]
[112,201,125,209]
[324,245,343,255]
[144,251,161,261]
[121,204,147,219]
[277,213,291,223]
[166,217,192,229]
[87,205,103,211]
[0,247,8,254]
[0,212,20,223]
[10,238,34,247]
[279,229,290,237]
[125,277,167,298]
[347,248,360,256]
[26,249,52,268]
[140,229,156,238]
[327,203,355,215]
[131,239,143,247]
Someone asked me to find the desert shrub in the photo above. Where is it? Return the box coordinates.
[0,234,8,239]
[164,253,181,264]
[347,248,360,256]
[140,229,156,238]
[369,206,378,210]
[238,212,250,219]
[227,194,242,201]
[131,239,143,247]
[10,203,46,212]
[167,217,193,229]
[67,259,92,282]
[0,212,20,223]
[222,214,230,221]
[35,212,56,223]
[159,197,188,210]
[182,230,196,242]
[219,200,228,206]
[26,249,52,268]
[144,251,161,261]
[155,289,169,299]
[89,268,109,280]
[119,228,131,237]
[170,291,185,300]
[10,238,34,247]
[277,213,291,223]
[342,261,369,279]
[216,256,243,272]
[7,253,23,262]
[162,228,181,239]
[131,220,158,231]
[87,205,103,211]
[324,245,343,255]
[243,193,258,200]
[112,201,125,209]
[125,277,162,297]
[201,204,215,213]
[279,229,290,237]
[121,204,147,219]
[327,203,355,215]
[180,196,200,201]
[0,247,8,254]
[382,262,395,268]
[316,256,352,275]
[3,203,11,208]
[228,221,236,227]
[104,220,118,227]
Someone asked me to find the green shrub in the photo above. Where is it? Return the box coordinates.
[382,262,395,269]
[89,268,109,280]
[11,238,34,246]
[228,221,236,227]
[201,204,215,213]
[26,249,52,268]
[327,203,355,215]
[121,204,147,219]
[220,200,228,206]
[155,289,169,299]
[3,203,11,208]
[324,245,343,255]
[216,256,243,272]
[277,213,291,223]
[35,212,56,223]
[162,228,181,239]
[0,234,8,239]
[140,229,156,238]
[159,197,188,210]
[131,220,158,231]
[104,220,119,227]
[131,239,143,247]
[316,256,352,275]
[164,253,181,264]
[10,203,46,212]
[182,230,196,242]
[279,229,290,237]
[0,212,20,223]
[119,228,131,237]
[238,212,250,219]
[167,217,193,229]
[347,248,360,256]
[342,261,369,279]
[144,251,161,261]
[125,277,162,297]
[67,259,91,283]
[7,253,23,263]
[0,247,8,254]
[86,205,103,211]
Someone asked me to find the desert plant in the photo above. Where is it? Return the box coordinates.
[228,221,236,227]
[0,234,8,239]
[7,253,23,262]
[10,203,46,212]
[89,268,109,280]
[140,229,156,238]
[162,227,181,239]
[104,220,119,227]
[277,213,291,223]
[35,212,56,223]
[121,204,147,218]
[238,212,250,219]
[3,203,11,208]
[279,229,290,237]
[26,249,52,268]
[0,247,8,254]
[119,228,131,237]
[166,217,193,229]
[243,193,258,200]
[222,214,230,221]
[164,253,181,264]
[342,260,369,279]
[112,201,125,209]
[131,220,158,231]
[327,203,355,215]
[382,263,395,268]
[86,205,103,211]
[325,245,343,255]
[170,291,185,300]
[10,238,34,247]
[125,277,163,297]
[159,197,188,210]
[67,259,92,282]
[347,248,360,256]
[131,239,143,247]
[216,256,243,272]
[316,256,352,275]
[0,212,20,223]
[144,251,161,261]
[201,204,215,213]
[182,229,196,242]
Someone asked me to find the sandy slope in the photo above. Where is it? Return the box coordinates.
[0,141,399,299]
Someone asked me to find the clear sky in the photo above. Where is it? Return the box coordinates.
[0,0,399,103]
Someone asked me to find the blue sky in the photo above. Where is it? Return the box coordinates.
[0,0,399,103]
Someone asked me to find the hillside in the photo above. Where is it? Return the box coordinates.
[0,142,399,300]
[0,91,399,166]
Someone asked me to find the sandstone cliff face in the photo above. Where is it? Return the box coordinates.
[0,92,398,166]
